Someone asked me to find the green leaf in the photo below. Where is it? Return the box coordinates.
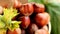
[45,3,60,34]
[28,0,44,3]
[28,0,60,4]
[28,0,48,4]
[47,0,60,3]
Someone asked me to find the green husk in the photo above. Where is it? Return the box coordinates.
[0,8,21,34]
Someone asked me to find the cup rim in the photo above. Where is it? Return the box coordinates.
[48,22,51,34]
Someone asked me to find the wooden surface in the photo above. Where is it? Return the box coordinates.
[0,0,13,7]
[19,0,28,4]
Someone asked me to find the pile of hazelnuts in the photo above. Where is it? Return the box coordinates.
[0,0,50,34]
[12,0,50,34]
